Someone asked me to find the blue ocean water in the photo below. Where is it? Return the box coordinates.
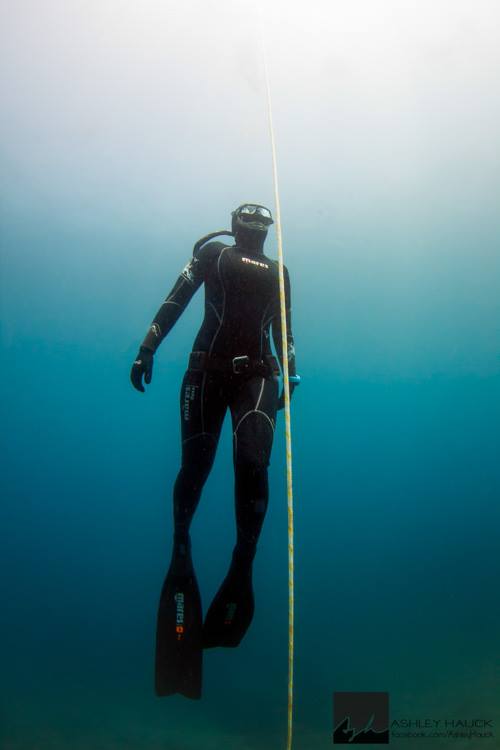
[1,2,500,749]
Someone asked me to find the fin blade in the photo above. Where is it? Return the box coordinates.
[203,570,254,649]
[155,569,203,699]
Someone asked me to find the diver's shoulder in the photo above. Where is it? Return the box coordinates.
[267,257,290,274]
[194,240,229,261]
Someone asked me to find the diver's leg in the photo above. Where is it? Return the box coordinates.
[173,369,226,542]
[232,374,278,561]
[203,374,278,648]
[156,369,227,696]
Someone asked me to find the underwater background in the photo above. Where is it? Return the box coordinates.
[1,1,499,748]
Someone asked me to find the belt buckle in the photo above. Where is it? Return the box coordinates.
[232,355,250,374]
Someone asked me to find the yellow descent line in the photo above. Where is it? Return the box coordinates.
[259,16,295,750]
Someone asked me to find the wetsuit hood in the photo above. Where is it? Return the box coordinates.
[231,203,273,253]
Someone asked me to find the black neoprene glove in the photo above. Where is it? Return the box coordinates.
[277,382,296,411]
[130,346,154,392]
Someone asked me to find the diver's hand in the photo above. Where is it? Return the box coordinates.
[130,346,154,392]
[277,383,296,411]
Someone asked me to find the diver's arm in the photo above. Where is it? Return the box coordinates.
[131,262,201,392]
[271,265,297,378]
[141,257,204,353]
[130,243,223,392]
[271,266,298,410]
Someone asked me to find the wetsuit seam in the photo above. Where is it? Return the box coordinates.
[208,301,222,324]
[259,300,273,360]
[255,378,265,410]
[208,247,227,356]
[183,431,216,444]
[176,277,189,293]
[233,409,275,436]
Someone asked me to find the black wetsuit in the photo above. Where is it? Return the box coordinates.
[141,240,296,566]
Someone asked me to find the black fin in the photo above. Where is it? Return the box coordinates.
[155,542,203,698]
[202,560,255,649]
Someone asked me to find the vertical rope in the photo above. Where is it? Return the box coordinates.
[259,15,295,750]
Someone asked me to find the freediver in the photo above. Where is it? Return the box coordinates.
[130,204,299,698]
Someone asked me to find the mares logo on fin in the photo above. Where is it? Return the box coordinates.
[224,602,237,625]
[175,592,185,639]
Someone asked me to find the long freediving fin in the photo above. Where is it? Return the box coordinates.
[155,538,203,699]
[202,555,255,649]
